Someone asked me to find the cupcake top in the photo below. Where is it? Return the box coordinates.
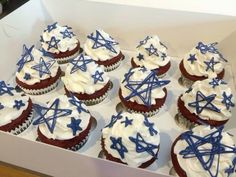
[84,29,121,61]
[0,80,31,126]
[61,53,110,94]
[174,125,236,177]
[16,45,60,85]
[33,94,91,140]
[181,78,235,121]
[120,67,170,106]
[41,22,79,54]
[133,35,170,70]
[102,112,160,167]
[183,42,227,78]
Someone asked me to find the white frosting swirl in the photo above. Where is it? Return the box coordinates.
[102,112,160,167]
[133,35,170,70]
[174,126,236,177]
[38,95,91,140]
[181,78,234,121]
[84,29,121,61]
[61,54,110,94]
[41,23,79,54]
[16,47,60,85]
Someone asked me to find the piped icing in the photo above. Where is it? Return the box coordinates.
[183,42,226,78]
[0,80,30,126]
[33,95,91,140]
[16,45,60,85]
[84,29,121,61]
[41,22,79,54]
[120,67,170,106]
[174,125,236,177]
[61,53,110,94]
[102,112,160,167]
[181,78,234,121]
[133,35,170,70]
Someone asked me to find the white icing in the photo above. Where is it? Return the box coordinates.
[181,79,234,121]
[102,112,160,167]
[120,67,167,105]
[16,47,60,85]
[174,126,236,177]
[38,95,91,140]
[84,29,121,61]
[133,35,170,70]
[61,54,110,94]
[41,23,79,54]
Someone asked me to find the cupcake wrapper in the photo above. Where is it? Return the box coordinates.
[104,59,122,72]
[127,107,160,117]
[178,75,194,88]
[68,133,89,151]
[56,48,82,64]
[10,110,33,135]
[174,112,197,129]
[82,89,109,106]
[18,78,60,95]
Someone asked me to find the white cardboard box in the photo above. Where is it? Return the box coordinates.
[0,1,236,177]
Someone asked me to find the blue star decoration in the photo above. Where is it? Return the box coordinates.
[45,22,57,33]
[0,103,4,110]
[23,73,31,80]
[209,78,220,88]
[129,132,159,157]
[47,36,60,51]
[33,98,72,133]
[121,116,133,127]
[110,136,128,159]
[13,100,25,110]
[0,81,14,96]
[143,116,158,136]
[222,92,235,110]
[31,57,55,78]
[225,158,236,176]
[17,45,34,72]
[179,126,236,177]
[204,57,219,72]
[91,71,104,84]
[39,48,53,58]
[105,112,123,128]
[122,68,134,84]
[70,54,93,74]
[40,35,44,43]
[188,91,221,114]
[136,36,151,48]
[145,44,159,57]
[60,28,74,39]
[124,70,170,107]
[136,53,144,61]
[67,117,82,136]
[68,94,89,114]
[160,52,167,61]
[187,54,197,64]
[87,30,118,54]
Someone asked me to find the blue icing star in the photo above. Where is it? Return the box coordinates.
[160,52,167,61]
[110,136,128,159]
[124,70,170,107]
[129,132,159,157]
[225,157,236,176]
[33,99,72,133]
[105,112,122,128]
[136,36,151,48]
[188,91,221,114]
[122,68,134,83]
[145,44,159,57]
[23,73,31,80]
[67,117,82,136]
[204,57,219,72]
[136,53,144,61]
[70,54,93,74]
[87,30,118,54]
[91,71,104,84]
[68,94,88,114]
[13,100,25,110]
[60,29,74,39]
[196,42,208,54]
[222,92,235,110]
[209,78,220,88]
[31,57,55,78]
[179,126,236,177]
[0,103,4,110]
[143,116,158,136]
[121,116,133,127]
[45,22,57,33]
[0,81,14,96]
[40,35,44,43]
[17,45,34,72]
[187,54,197,64]
[47,36,60,51]
[39,48,53,58]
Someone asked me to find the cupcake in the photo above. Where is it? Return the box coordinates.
[176,78,235,129]
[16,45,61,95]
[119,67,170,116]
[179,42,227,87]
[101,112,160,168]
[0,80,33,135]
[33,94,92,151]
[40,22,80,63]
[131,35,171,77]
[62,53,111,105]
[84,29,124,72]
[171,125,236,177]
